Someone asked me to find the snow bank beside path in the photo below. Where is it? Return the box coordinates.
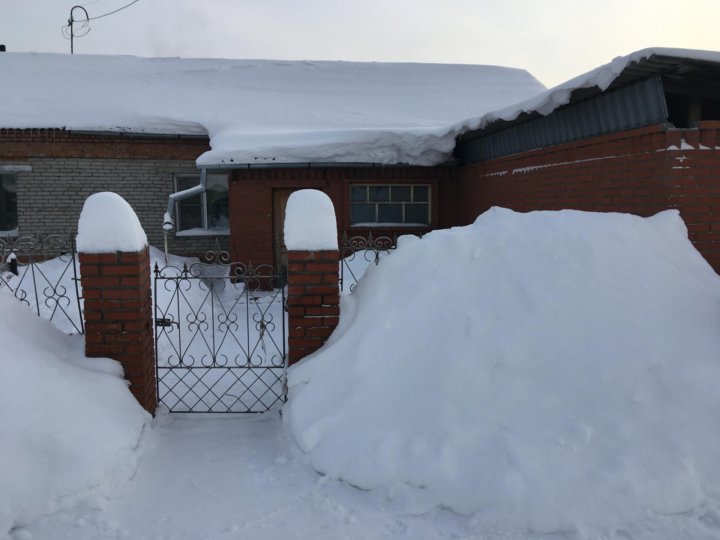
[0,294,149,538]
[285,208,720,536]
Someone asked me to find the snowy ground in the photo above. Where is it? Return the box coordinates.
[4,208,720,539]
[12,412,482,540]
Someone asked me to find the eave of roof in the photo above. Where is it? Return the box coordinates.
[456,48,720,145]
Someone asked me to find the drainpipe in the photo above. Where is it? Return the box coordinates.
[161,168,208,264]
[163,168,208,231]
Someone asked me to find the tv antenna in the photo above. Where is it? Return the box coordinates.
[63,0,142,54]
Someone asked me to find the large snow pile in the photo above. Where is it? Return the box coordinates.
[285,208,720,536]
[0,53,544,166]
[0,293,149,537]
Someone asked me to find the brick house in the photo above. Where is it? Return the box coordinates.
[4,49,720,274]
[0,53,544,265]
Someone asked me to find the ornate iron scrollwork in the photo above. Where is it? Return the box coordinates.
[154,253,287,413]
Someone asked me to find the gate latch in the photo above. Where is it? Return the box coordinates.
[155,317,179,328]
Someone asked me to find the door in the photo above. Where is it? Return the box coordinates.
[273,189,297,276]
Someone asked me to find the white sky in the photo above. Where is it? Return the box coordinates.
[3,0,720,88]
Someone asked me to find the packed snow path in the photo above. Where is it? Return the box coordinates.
[12,413,477,540]
[14,413,720,540]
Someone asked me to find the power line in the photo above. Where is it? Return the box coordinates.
[86,0,142,21]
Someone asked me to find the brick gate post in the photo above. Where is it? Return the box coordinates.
[284,190,340,365]
[77,192,157,413]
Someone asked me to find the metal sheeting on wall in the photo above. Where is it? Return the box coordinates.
[456,77,668,163]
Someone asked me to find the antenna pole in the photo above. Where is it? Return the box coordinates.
[68,5,89,54]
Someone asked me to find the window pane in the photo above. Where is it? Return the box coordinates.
[405,204,429,225]
[351,203,375,224]
[177,176,199,191]
[0,174,17,232]
[351,185,367,202]
[206,175,229,229]
[413,186,429,202]
[178,197,202,230]
[378,203,402,223]
[369,186,389,202]
[391,186,411,202]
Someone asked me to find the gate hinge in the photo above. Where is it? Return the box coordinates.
[155,317,179,328]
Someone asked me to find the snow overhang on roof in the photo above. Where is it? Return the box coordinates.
[0,53,546,167]
[455,47,720,143]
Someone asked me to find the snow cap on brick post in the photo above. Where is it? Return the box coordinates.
[77,192,156,413]
[77,192,147,253]
[284,189,338,251]
[284,189,340,365]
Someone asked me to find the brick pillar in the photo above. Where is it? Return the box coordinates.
[283,189,340,365]
[286,250,340,364]
[79,249,156,412]
[77,192,156,413]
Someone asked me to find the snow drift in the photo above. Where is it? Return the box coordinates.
[0,293,149,537]
[285,208,720,536]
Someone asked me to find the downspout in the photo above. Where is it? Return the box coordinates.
[161,168,208,263]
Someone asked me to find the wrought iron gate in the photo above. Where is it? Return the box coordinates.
[154,256,287,413]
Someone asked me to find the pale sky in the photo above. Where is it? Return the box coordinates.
[3,0,720,87]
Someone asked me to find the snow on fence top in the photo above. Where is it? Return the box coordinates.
[77,192,148,253]
[0,53,545,166]
[284,190,337,251]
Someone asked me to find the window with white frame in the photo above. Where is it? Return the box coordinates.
[174,174,229,234]
[350,184,430,226]
[0,174,17,235]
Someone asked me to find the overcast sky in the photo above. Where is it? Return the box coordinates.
[3,0,720,87]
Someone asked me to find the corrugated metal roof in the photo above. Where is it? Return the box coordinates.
[456,77,668,162]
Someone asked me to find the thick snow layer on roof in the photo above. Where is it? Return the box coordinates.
[454,47,720,135]
[0,53,544,166]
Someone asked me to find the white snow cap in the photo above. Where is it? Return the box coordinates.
[77,192,148,253]
[284,190,337,251]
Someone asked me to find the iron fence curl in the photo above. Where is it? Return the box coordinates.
[0,233,84,334]
[339,232,397,292]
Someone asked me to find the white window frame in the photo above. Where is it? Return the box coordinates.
[173,174,230,236]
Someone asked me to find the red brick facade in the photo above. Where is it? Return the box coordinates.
[79,247,157,412]
[286,250,340,365]
[458,122,720,272]
[228,166,455,266]
[0,128,209,160]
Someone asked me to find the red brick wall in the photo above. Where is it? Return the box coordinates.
[228,166,455,265]
[0,128,209,160]
[286,250,340,365]
[458,122,720,273]
[80,247,157,413]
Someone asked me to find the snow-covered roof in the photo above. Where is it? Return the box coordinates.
[0,53,545,166]
[454,47,720,138]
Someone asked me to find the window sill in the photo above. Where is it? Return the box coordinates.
[350,223,430,228]
[0,228,18,238]
[175,227,230,238]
